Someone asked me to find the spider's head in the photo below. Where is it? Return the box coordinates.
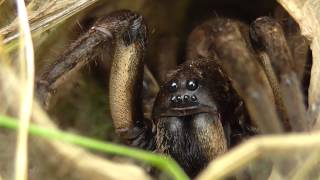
[152,59,230,177]
[153,67,217,118]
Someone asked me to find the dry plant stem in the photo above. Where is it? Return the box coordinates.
[15,0,35,179]
[290,150,320,180]
[250,17,308,131]
[1,0,100,44]
[310,39,320,128]
[209,19,283,133]
[277,0,320,127]
[197,132,320,180]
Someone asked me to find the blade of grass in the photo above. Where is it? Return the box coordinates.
[0,115,188,180]
[15,0,35,179]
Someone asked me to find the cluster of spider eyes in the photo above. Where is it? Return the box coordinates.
[168,79,199,92]
[168,79,199,104]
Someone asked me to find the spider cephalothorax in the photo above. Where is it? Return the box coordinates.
[153,59,233,176]
[36,9,310,178]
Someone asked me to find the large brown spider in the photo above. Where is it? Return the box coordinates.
[35,10,311,178]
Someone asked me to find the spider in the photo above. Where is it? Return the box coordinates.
[35,10,311,178]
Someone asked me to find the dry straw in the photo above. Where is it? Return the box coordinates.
[15,0,35,180]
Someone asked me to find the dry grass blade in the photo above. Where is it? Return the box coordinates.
[197,132,320,179]
[15,0,35,179]
[1,0,100,45]
[291,150,320,180]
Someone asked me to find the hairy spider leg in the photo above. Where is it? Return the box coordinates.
[250,17,309,131]
[36,24,113,109]
[108,12,155,149]
[36,10,155,149]
[186,22,257,148]
[206,18,284,134]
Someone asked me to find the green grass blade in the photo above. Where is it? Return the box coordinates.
[0,114,188,180]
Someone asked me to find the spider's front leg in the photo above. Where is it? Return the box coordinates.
[108,13,155,149]
[36,10,155,149]
[36,11,136,108]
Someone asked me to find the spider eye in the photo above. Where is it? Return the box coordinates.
[168,80,179,92]
[186,80,198,91]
